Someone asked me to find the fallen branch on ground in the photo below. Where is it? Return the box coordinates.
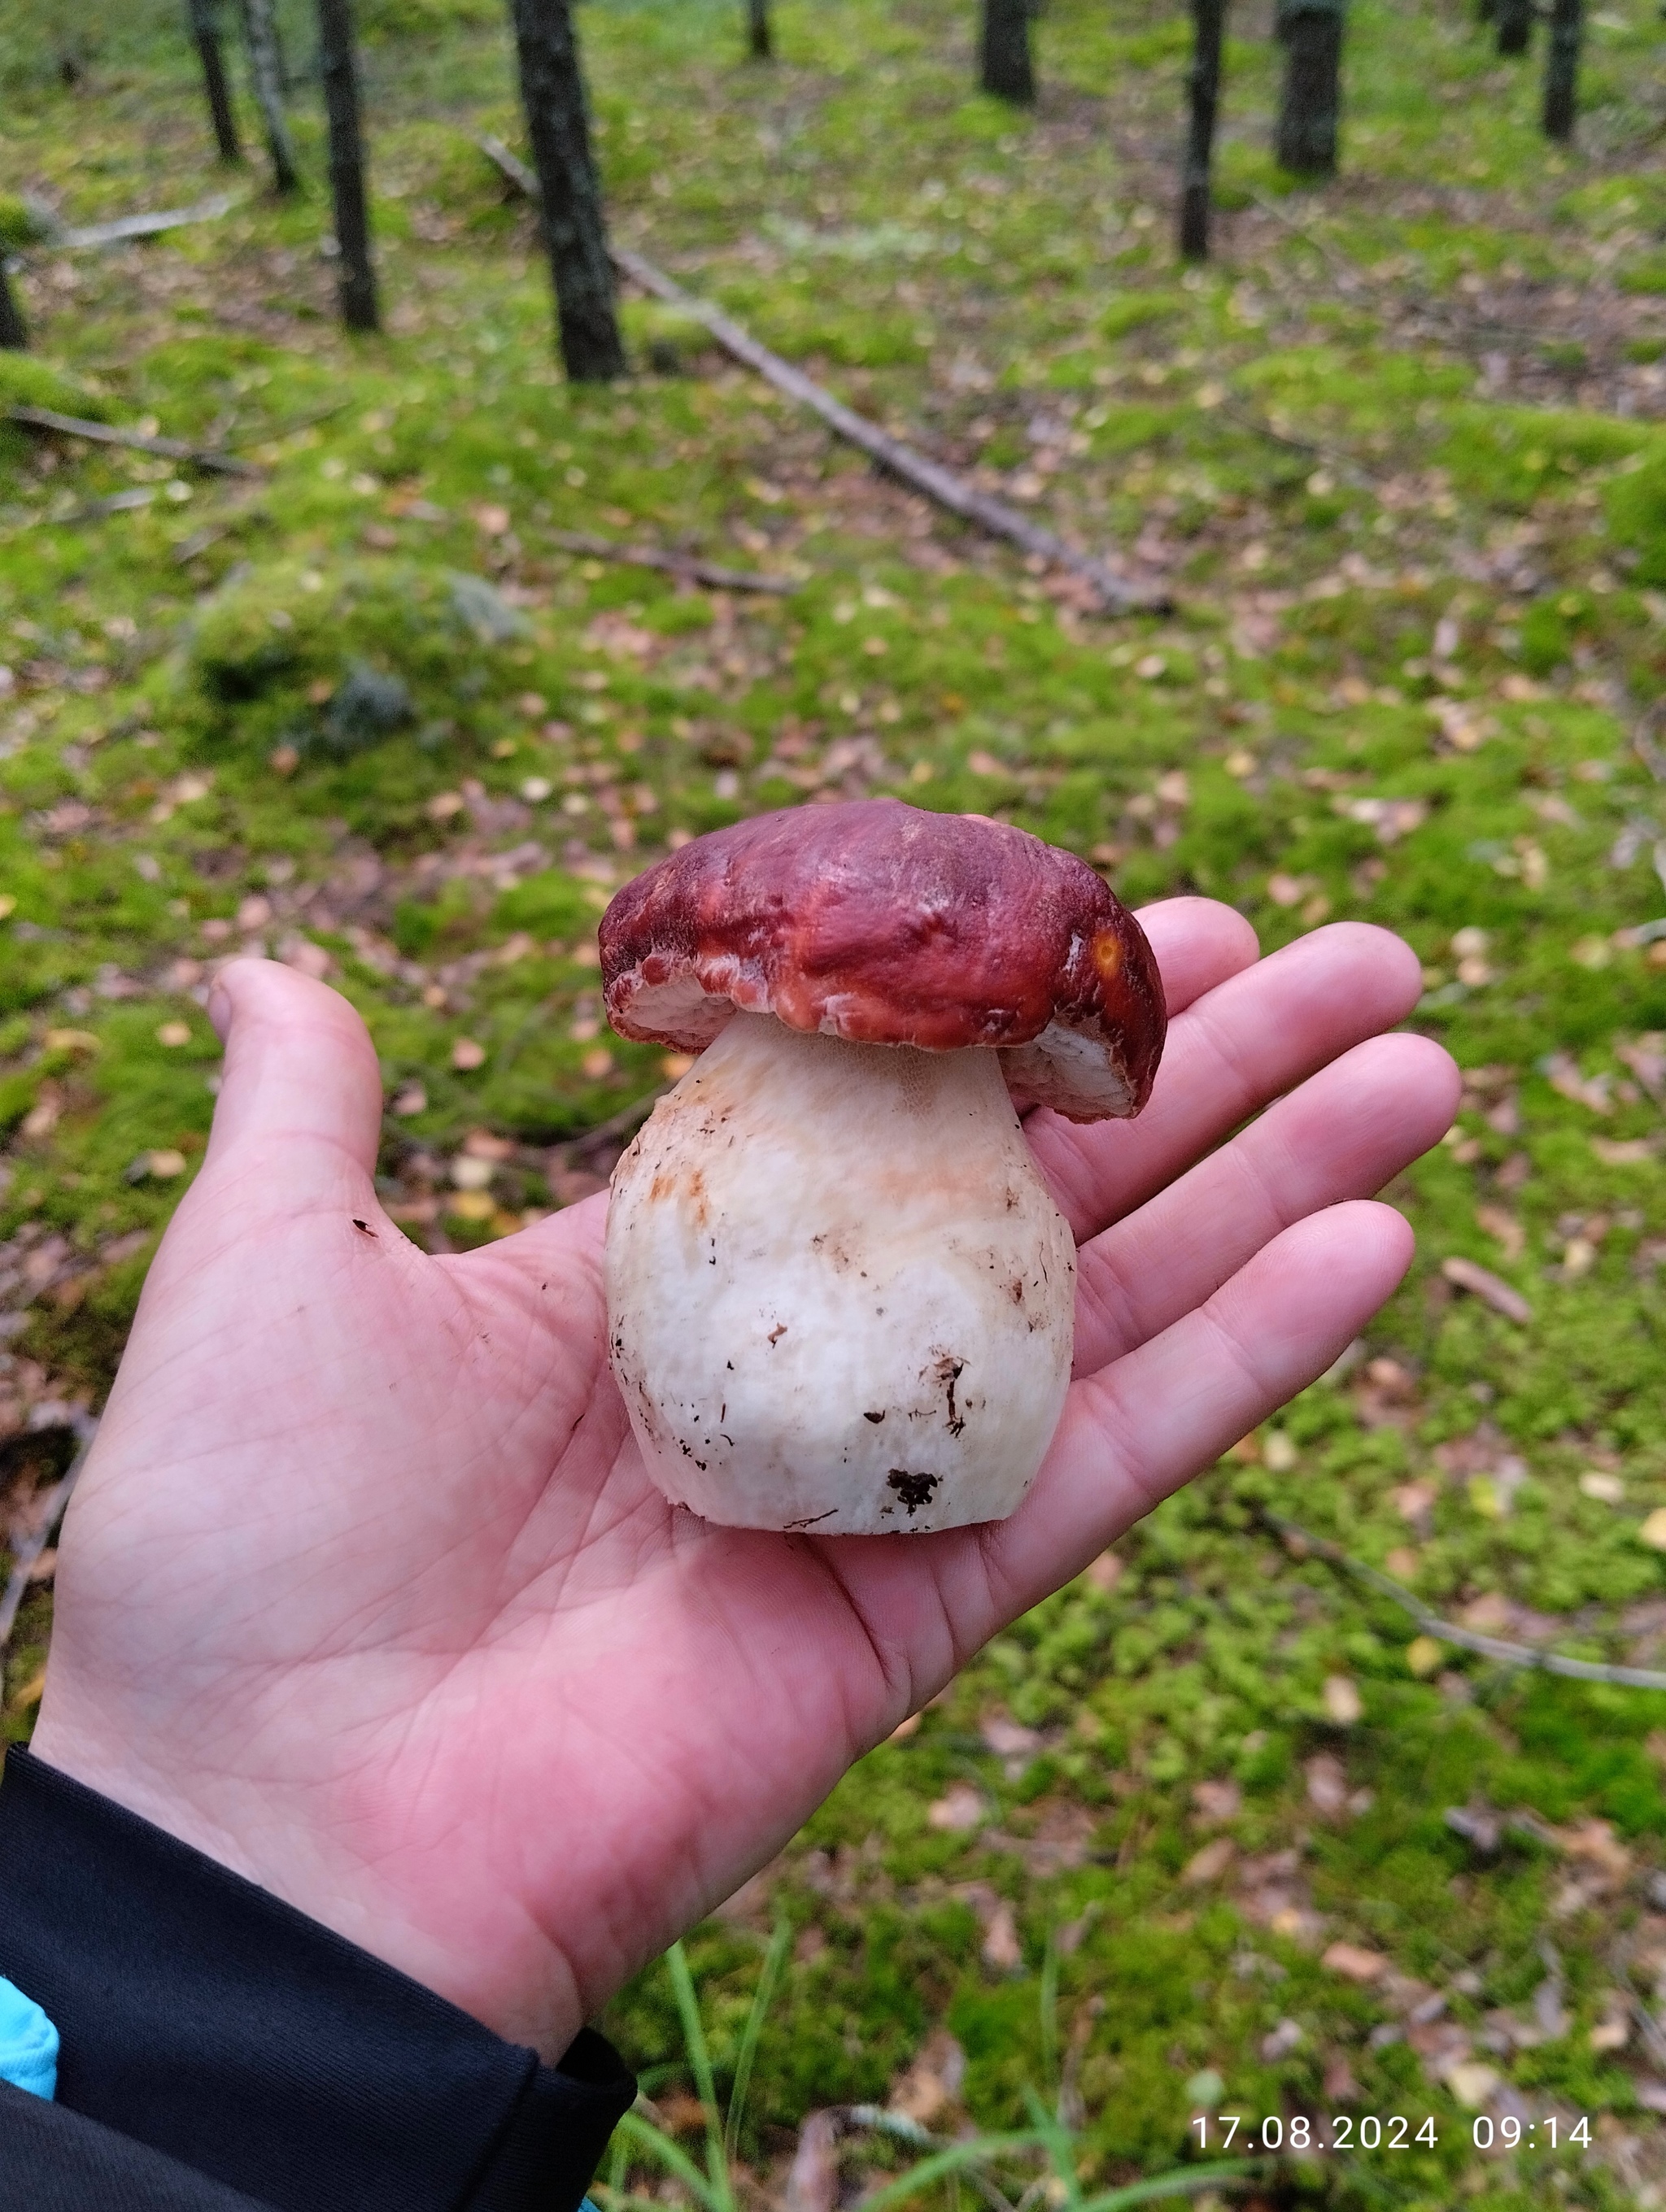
[546,526,798,594]
[1219,401,1376,489]
[56,193,243,253]
[222,398,355,451]
[41,486,159,527]
[2,194,242,276]
[0,1413,98,1652]
[1261,1508,1666,1689]
[474,134,1168,616]
[7,406,261,478]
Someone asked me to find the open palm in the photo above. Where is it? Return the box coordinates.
[32,899,1456,2061]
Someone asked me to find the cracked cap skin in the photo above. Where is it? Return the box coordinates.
[598,797,1167,1121]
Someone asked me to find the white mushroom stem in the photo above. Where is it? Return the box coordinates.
[605,1011,1076,1534]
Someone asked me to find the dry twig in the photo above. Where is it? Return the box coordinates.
[1263,1509,1666,1690]
[474,135,1168,616]
[7,407,261,478]
[546,527,797,594]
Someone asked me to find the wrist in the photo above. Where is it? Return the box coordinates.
[26,1705,587,2065]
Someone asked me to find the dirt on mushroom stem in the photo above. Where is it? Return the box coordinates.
[604,1012,1076,1534]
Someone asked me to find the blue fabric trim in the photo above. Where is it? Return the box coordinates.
[0,1973,58,2099]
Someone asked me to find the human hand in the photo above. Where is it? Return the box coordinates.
[29,907,1456,2060]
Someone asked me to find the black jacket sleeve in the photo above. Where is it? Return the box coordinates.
[0,1747,635,2212]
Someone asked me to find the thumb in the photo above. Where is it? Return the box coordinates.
[202,958,386,1205]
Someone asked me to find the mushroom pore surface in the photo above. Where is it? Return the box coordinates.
[605,1012,1076,1534]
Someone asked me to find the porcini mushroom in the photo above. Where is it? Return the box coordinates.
[599,799,1165,1534]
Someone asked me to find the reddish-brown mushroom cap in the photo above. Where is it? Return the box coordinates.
[599,799,1166,1122]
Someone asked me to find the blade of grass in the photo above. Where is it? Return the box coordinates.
[855,2130,1052,2212]
[1076,2161,1263,2211]
[613,2109,726,2212]
[665,1941,734,2212]
[724,1916,792,2167]
[1038,1929,1060,2105]
[1022,2088,1084,2212]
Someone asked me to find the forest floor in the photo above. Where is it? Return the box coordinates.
[6,0,1666,2204]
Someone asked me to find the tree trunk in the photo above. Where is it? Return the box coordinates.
[1543,0,1582,137]
[507,0,626,382]
[746,0,771,59]
[186,0,242,162]
[239,0,300,194]
[1495,0,1533,51]
[1178,0,1228,261]
[980,0,1035,104]
[316,0,378,329]
[1275,0,1343,177]
[0,259,27,351]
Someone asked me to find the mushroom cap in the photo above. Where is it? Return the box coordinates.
[600,799,1166,1122]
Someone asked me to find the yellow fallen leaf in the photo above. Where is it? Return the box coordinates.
[1406,1635,1443,1677]
[1323,1676,1363,1725]
[1638,1508,1666,1551]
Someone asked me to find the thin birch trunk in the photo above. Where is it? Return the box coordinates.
[1275,0,1344,177]
[980,0,1035,104]
[240,0,300,194]
[1542,0,1582,138]
[747,0,771,59]
[0,260,27,351]
[316,0,378,329]
[1179,0,1227,261]
[506,0,625,381]
[1495,0,1533,53]
[186,0,242,163]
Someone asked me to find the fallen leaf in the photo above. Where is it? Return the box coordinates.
[1323,1675,1363,1725]
[1322,1941,1387,1983]
[1305,1753,1350,1818]
[1592,1136,1656,1165]
[390,1083,427,1117]
[1474,1204,1524,1262]
[1390,1480,1437,1526]
[451,1038,487,1071]
[888,2028,965,2124]
[1446,2062,1500,2110]
[1192,1778,1241,1825]
[146,1148,187,1179]
[581,1047,616,1080]
[1407,1635,1443,1677]
[1460,1592,1511,1634]
[1640,1508,1666,1552]
[1261,2018,1302,2062]
[927,1783,985,1832]
[784,2110,840,2212]
[979,1900,1023,1972]
[1183,1837,1236,1886]
[979,1712,1042,1757]
[1441,1256,1531,1324]
[1580,1470,1625,1504]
